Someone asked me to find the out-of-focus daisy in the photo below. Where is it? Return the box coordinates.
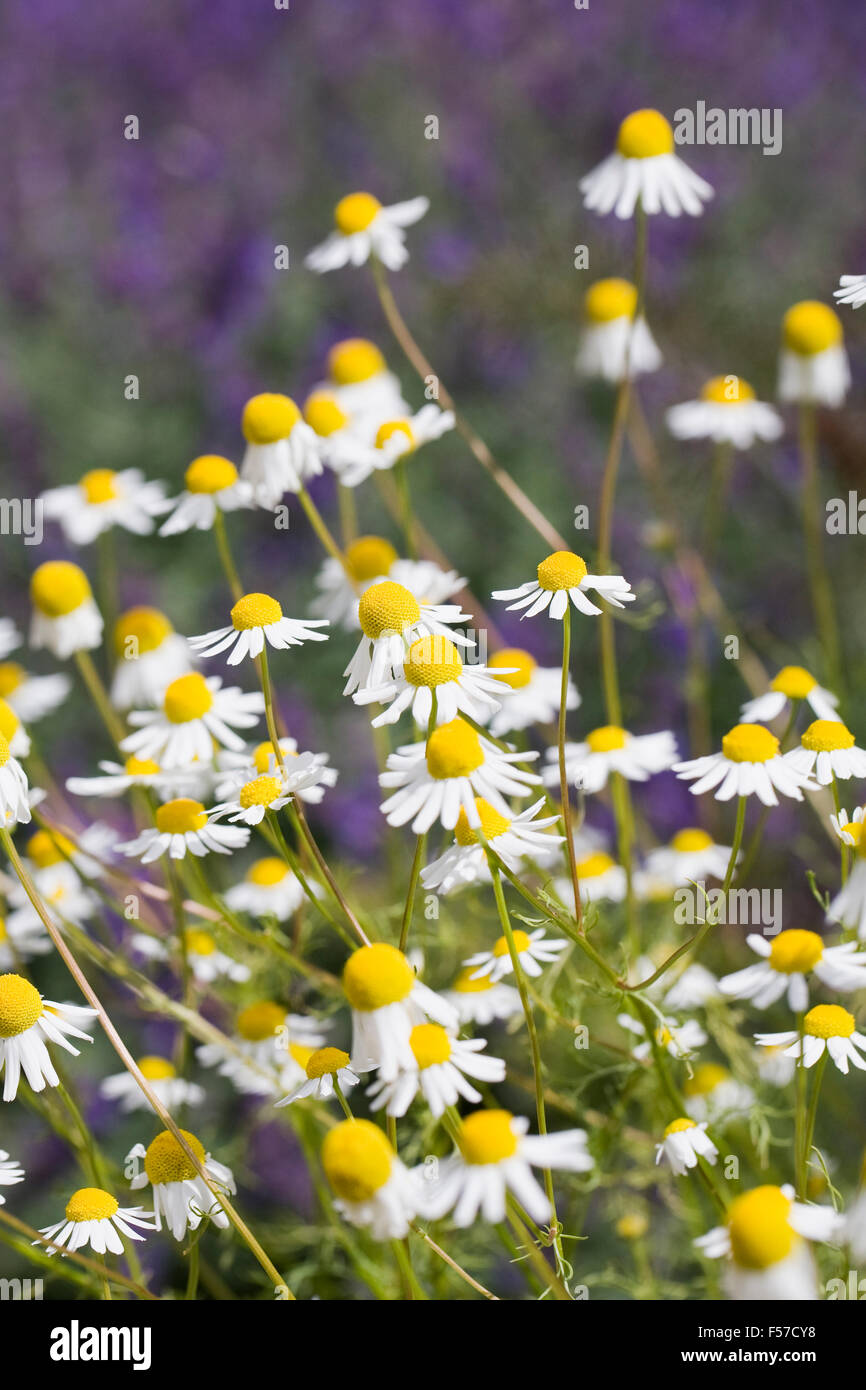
[422,1110,592,1227]
[100,1056,205,1114]
[0,914,52,969]
[355,635,506,730]
[464,922,567,984]
[0,620,21,660]
[740,665,839,726]
[67,756,204,801]
[38,1187,157,1256]
[673,722,816,805]
[0,975,95,1102]
[276,1047,359,1107]
[683,1063,754,1123]
[240,393,322,508]
[343,579,473,697]
[580,108,713,220]
[493,550,635,621]
[441,967,522,1027]
[121,673,263,767]
[0,699,29,758]
[720,930,866,1012]
[196,1001,326,1097]
[831,805,864,847]
[655,1118,718,1176]
[224,857,308,921]
[421,799,562,896]
[834,274,866,311]
[756,1044,797,1088]
[555,850,627,905]
[321,1118,423,1240]
[0,737,31,828]
[0,663,70,724]
[0,1150,24,1204]
[188,592,329,667]
[29,561,103,659]
[40,468,168,545]
[333,405,456,489]
[619,1012,706,1062]
[321,338,410,429]
[343,942,457,1081]
[159,454,254,535]
[783,718,866,785]
[666,375,783,449]
[132,928,250,984]
[543,724,677,794]
[643,828,732,887]
[778,300,850,407]
[367,1023,506,1119]
[128,1129,235,1241]
[757,1003,866,1074]
[312,534,400,628]
[117,798,250,863]
[305,192,429,274]
[661,963,720,1011]
[18,823,114,886]
[575,276,662,383]
[216,737,336,806]
[110,606,194,710]
[695,1184,841,1301]
[827,836,866,936]
[486,647,579,736]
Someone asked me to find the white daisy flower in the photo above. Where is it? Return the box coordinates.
[543,724,677,794]
[276,1046,359,1107]
[29,561,103,660]
[0,620,22,660]
[355,634,507,731]
[319,337,411,433]
[18,822,115,886]
[216,737,337,806]
[422,798,562,897]
[555,850,628,905]
[0,698,29,758]
[128,1129,235,1241]
[0,913,52,969]
[322,1118,423,1240]
[343,579,473,698]
[188,591,329,667]
[210,753,332,826]
[575,276,662,382]
[311,534,401,628]
[464,921,567,985]
[40,468,169,545]
[783,718,866,785]
[778,300,850,407]
[367,1024,505,1120]
[485,647,579,736]
[117,798,250,863]
[720,930,866,1013]
[834,274,866,311]
[159,454,254,535]
[695,1184,842,1301]
[196,1001,327,1098]
[121,672,263,768]
[661,964,720,1011]
[0,1149,24,1204]
[739,664,839,726]
[580,108,713,220]
[305,192,429,274]
[492,550,635,622]
[655,1118,718,1176]
[0,736,31,828]
[666,374,783,449]
[331,405,456,489]
[619,1013,707,1062]
[422,1110,592,1228]
[683,1063,754,1123]
[673,722,817,806]
[131,927,250,984]
[224,857,309,922]
[756,1044,797,1088]
[830,805,865,847]
[342,942,458,1082]
[67,756,205,801]
[100,1056,205,1114]
[109,606,194,711]
[38,1187,157,1256]
[441,967,523,1027]
[0,664,70,724]
[756,1003,866,1074]
[827,838,866,937]
[642,828,732,887]
[239,393,323,509]
[0,975,95,1102]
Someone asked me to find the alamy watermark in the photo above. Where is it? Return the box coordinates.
[0,497,43,545]
[674,103,783,157]
[674,882,782,935]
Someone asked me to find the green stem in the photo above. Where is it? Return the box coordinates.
[722,796,747,894]
[212,510,244,601]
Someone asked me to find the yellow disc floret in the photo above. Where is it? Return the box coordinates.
[247,857,289,886]
[155,798,208,835]
[801,719,855,753]
[0,974,43,1037]
[358,580,421,640]
[231,592,283,630]
[80,469,118,504]
[26,829,75,868]
[345,535,399,583]
[671,828,714,853]
[0,663,26,696]
[403,635,463,688]
[409,1023,452,1070]
[185,455,238,494]
[65,1187,119,1223]
[184,929,216,957]
[375,419,414,452]
[241,393,301,445]
[0,700,20,745]
[327,338,386,385]
[305,1046,350,1080]
[700,375,756,404]
[488,648,537,689]
[124,756,161,776]
[536,551,588,592]
[804,1004,855,1039]
[721,723,779,764]
[584,277,638,323]
[343,942,415,1012]
[683,1062,729,1098]
[459,1110,518,1165]
[322,1118,393,1202]
[769,930,824,975]
[31,561,92,617]
[586,724,628,753]
[454,798,511,845]
[144,1129,206,1185]
[783,301,842,356]
[616,109,674,159]
[302,390,349,437]
[452,966,494,994]
[138,1056,177,1082]
[334,192,382,235]
[114,606,173,658]
[239,775,284,810]
[237,1001,286,1042]
[0,735,9,769]
[663,1117,697,1138]
[425,719,484,779]
[576,851,617,878]
[492,930,530,957]
[770,665,817,699]
[163,673,213,723]
[617,1211,649,1240]
[728,1186,795,1270]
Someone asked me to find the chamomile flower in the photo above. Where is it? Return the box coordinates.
[109,607,194,710]
[464,921,567,985]
[756,1044,797,1088]
[38,1188,157,1256]
[121,673,264,767]
[322,1118,423,1239]
[740,664,839,726]
[831,805,864,847]
[422,1110,592,1227]
[486,648,579,736]
[0,914,52,969]
[240,393,322,509]
[343,580,473,698]
[388,559,467,607]
[128,1129,235,1241]
[132,928,249,984]
[29,561,103,659]
[366,1024,506,1119]
[357,633,508,731]
[159,455,254,535]
[0,620,21,660]
[188,592,329,667]
[305,192,429,274]
[666,375,783,449]
[778,300,850,407]
[442,968,522,1027]
[66,757,204,801]
[196,1001,326,1097]
[0,736,31,828]
[0,698,29,758]
[580,109,713,220]
[224,858,308,921]
[343,942,457,1081]
[673,722,817,805]
[683,1063,755,1123]
[333,405,456,489]
[421,798,562,896]
[216,737,337,805]
[379,718,540,834]
[642,828,732,886]
[575,277,662,382]
[619,1013,707,1062]
[834,274,866,310]
[100,1057,205,1114]
[117,798,250,863]
[720,930,866,1013]
[321,338,410,429]
[655,1118,718,1176]
[543,724,677,794]
[40,468,168,545]
[18,823,114,887]
[276,1047,359,1107]
[661,963,720,1011]
[0,664,70,723]
[757,1004,866,1074]
[555,850,627,905]
[492,550,635,621]
[783,719,866,784]
[827,836,866,937]
[311,534,400,628]
[0,1150,24,1204]
[0,975,95,1102]
[695,1184,841,1301]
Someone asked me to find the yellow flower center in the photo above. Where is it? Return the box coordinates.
[343,942,415,1011]
[0,700,20,744]
[184,929,216,956]
[459,1110,518,1165]
[683,1062,729,1097]
[124,756,161,776]
[664,1117,697,1138]
[671,828,714,853]
[770,665,817,699]
[247,857,289,886]
[536,551,588,592]
[345,535,399,583]
[843,821,864,847]
[289,1042,315,1070]
[30,561,92,618]
[729,1186,795,1270]
[26,829,75,868]
[769,930,824,975]
[425,719,484,779]
[305,1046,350,1080]
[163,673,213,723]
[0,663,26,696]
[138,1056,177,1082]
[404,635,463,688]
[358,580,421,640]
[327,338,386,385]
[236,1001,287,1042]
[252,740,296,773]
[616,1212,649,1240]
[322,1118,393,1202]
[239,775,284,809]
[154,798,208,835]
[241,393,301,445]
[334,192,382,235]
[0,734,9,769]
[409,1023,452,1070]
[492,929,531,957]
[616,108,674,159]
[0,974,42,1037]
[230,592,283,631]
[454,798,511,845]
[721,723,779,764]
[584,277,638,323]
[804,1003,855,1039]
[65,1187,119,1223]
[114,606,173,657]
[185,454,238,494]
[302,390,349,437]
[586,724,628,753]
[144,1129,206,1185]
[577,851,616,879]
[0,920,6,943]
[801,719,855,753]
[452,966,494,994]
[80,469,118,504]
[488,648,537,690]
[375,419,415,452]
[700,375,756,404]
[783,301,843,356]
